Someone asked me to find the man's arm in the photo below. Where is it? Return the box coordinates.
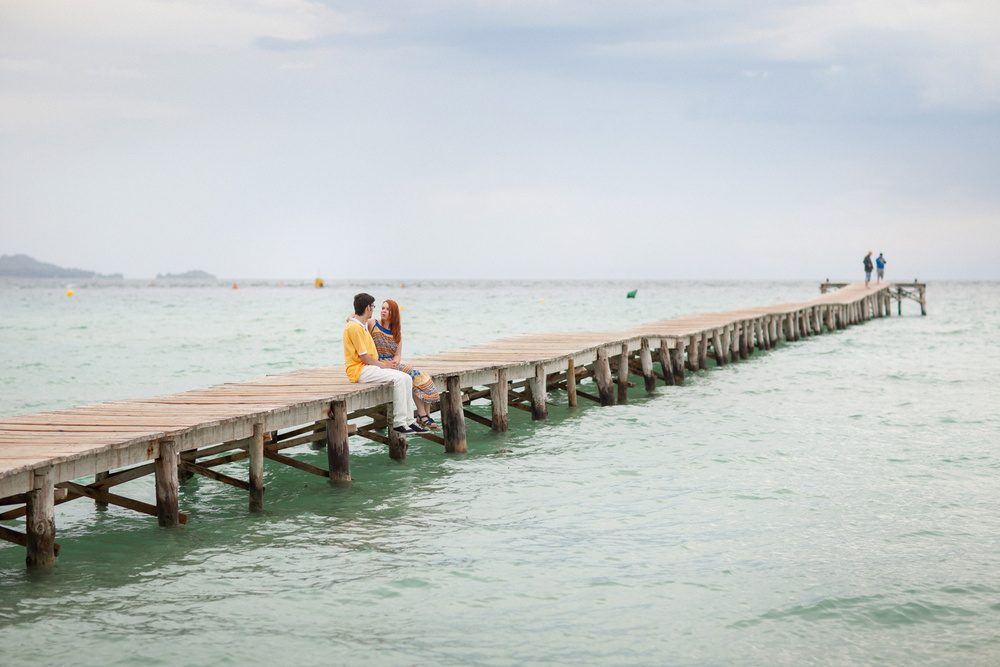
[359,352,389,369]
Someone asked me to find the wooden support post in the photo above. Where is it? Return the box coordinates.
[712,330,726,366]
[746,321,755,353]
[327,401,351,481]
[386,404,408,460]
[670,346,685,385]
[698,333,708,370]
[730,324,740,362]
[739,323,749,359]
[686,336,698,372]
[25,467,56,568]
[898,291,903,315]
[249,423,264,512]
[442,376,468,453]
[529,364,549,419]
[657,339,675,386]
[919,286,927,315]
[616,345,629,404]
[490,368,510,430]
[95,471,109,508]
[721,328,731,362]
[639,339,656,391]
[756,319,768,350]
[565,361,578,407]
[594,348,615,405]
[154,438,180,527]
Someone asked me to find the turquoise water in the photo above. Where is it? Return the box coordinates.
[1,280,999,665]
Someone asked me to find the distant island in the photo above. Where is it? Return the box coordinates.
[0,254,122,279]
[155,270,216,280]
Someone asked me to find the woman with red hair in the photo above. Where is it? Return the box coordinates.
[366,299,441,430]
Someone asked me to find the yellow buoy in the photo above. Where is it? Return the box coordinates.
[315,277,324,288]
[66,290,74,297]
[538,298,544,303]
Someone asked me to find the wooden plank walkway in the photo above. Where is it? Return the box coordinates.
[0,281,925,567]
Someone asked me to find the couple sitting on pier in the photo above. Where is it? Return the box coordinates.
[343,292,441,434]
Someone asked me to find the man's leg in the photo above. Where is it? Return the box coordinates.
[359,366,414,428]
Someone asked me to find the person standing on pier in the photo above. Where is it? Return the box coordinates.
[344,293,427,433]
[863,251,874,287]
[876,253,887,283]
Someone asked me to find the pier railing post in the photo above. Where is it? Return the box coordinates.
[594,347,615,405]
[327,401,351,481]
[490,368,510,430]
[154,438,180,527]
[529,364,549,419]
[25,466,55,568]
[249,423,265,512]
[442,376,468,453]
[640,339,656,391]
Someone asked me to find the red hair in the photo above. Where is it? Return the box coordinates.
[383,299,402,343]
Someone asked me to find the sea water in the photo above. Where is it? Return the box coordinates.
[0,280,998,666]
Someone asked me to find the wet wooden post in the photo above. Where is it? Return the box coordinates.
[657,339,675,386]
[565,360,578,407]
[721,328,732,361]
[686,336,698,372]
[919,285,927,315]
[639,339,656,391]
[617,344,629,404]
[712,330,726,366]
[730,324,740,363]
[698,333,709,370]
[529,363,549,420]
[594,347,615,405]
[489,368,510,430]
[670,346,685,385]
[442,376,467,453]
[757,319,768,350]
[25,466,55,568]
[327,400,351,481]
[94,471,109,508]
[154,438,179,527]
[249,423,264,512]
[739,322,749,359]
[898,290,903,316]
[385,403,408,460]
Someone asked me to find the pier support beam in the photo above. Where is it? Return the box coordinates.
[657,340,675,386]
[442,376,468,453]
[490,369,510,430]
[698,333,709,370]
[594,348,615,405]
[385,404,408,460]
[730,325,740,363]
[25,467,55,569]
[249,423,264,512]
[529,364,549,420]
[712,330,726,366]
[670,346,685,384]
[327,401,351,481]
[565,361,578,407]
[686,336,698,372]
[639,339,656,391]
[154,438,180,527]
[617,345,630,404]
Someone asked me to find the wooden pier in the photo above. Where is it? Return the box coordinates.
[0,282,923,568]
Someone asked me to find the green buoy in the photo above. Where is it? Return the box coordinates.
[627,289,637,299]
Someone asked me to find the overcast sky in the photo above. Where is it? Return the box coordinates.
[1,0,998,280]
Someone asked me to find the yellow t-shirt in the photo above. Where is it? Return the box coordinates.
[343,319,377,382]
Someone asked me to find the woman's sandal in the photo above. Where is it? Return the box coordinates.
[417,415,441,431]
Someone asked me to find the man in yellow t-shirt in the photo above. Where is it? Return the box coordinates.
[344,293,425,433]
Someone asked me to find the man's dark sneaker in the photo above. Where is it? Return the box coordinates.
[393,425,410,434]
[407,422,428,433]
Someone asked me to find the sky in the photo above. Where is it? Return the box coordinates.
[1,0,998,280]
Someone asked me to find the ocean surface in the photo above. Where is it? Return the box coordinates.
[1,279,998,666]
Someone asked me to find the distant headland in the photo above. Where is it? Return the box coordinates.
[155,270,216,280]
[0,254,123,279]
